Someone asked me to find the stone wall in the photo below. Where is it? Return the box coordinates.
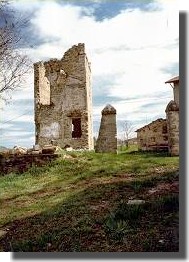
[34,43,93,150]
[136,118,168,152]
[0,153,58,175]
[95,104,117,153]
[34,62,51,105]
[166,101,179,156]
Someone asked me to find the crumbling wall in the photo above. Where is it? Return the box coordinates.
[34,43,93,150]
[95,104,117,153]
[0,153,58,175]
[166,101,179,156]
[85,53,94,150]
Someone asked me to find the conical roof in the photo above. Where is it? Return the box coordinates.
[165,100,179,112]
[102,104,116,115]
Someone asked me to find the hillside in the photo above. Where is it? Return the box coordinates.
[0,148,179,252]
[0,146,8,152]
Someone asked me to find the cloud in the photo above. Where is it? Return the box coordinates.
[1,0,179,147]
[161,62,179,76]
[31,1,177,47]
[1,118,35,147]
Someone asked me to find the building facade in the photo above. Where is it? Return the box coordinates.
[136,76,179,156]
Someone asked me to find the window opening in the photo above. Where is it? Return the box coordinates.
[72,118,82,138]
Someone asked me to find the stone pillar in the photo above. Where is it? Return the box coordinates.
[95,104,117,153]
[165,100,179,156]
[173,82,179,107]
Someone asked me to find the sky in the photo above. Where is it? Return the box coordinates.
[0,0,179,148]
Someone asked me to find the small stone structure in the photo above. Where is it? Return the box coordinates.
[136,118,168,152]
[136,75,179,156]
[34,43,93,150]
[165,101,179,156]
[165,76,179,156]
[95,104,117,153]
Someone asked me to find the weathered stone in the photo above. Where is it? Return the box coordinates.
[66,147,73,152]
[95,104,117,153]
[136,118,168,152]
[127,200,145,205]
[0,154,59,174]
[165,100,179,112]
[34,43,94,150]
[31,150,41,155]
[166,106,179,156]
[12,146,27,155]
[165,77,179,156]
[33,144,41,151]
[42,145,56,154]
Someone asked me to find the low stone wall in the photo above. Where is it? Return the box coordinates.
[0,153,59,175]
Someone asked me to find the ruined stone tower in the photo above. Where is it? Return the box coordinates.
[95,104,117,153]
[34,43,93,150]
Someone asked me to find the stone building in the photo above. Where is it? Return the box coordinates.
[165,76,179,156]
[95,104,117,153]
[136,118,168,152]
[34,43,94,150]
[136,75,179,156]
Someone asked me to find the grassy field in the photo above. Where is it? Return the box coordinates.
[0,147,179,252]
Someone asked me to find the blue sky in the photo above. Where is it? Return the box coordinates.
[0,0,179,148]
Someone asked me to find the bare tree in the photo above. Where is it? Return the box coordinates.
[0,0,31,101]
[122,120,135,148]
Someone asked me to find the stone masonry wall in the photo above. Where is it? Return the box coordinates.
[136,119,168,152]
[34,62,51,105]
[0,153,58,175]
[95,104,117,153]
[34,43,93,150]
[166,101,179,156]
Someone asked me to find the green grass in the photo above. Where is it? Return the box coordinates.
[0,149,179,251]
[104,194,179,249]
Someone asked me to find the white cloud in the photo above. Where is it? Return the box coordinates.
[1,0,179,146]
[3,131,33,138]
[30,1,178,49]
[29,1,178,93]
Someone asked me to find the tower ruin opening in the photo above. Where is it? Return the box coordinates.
[72,118,82,138]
